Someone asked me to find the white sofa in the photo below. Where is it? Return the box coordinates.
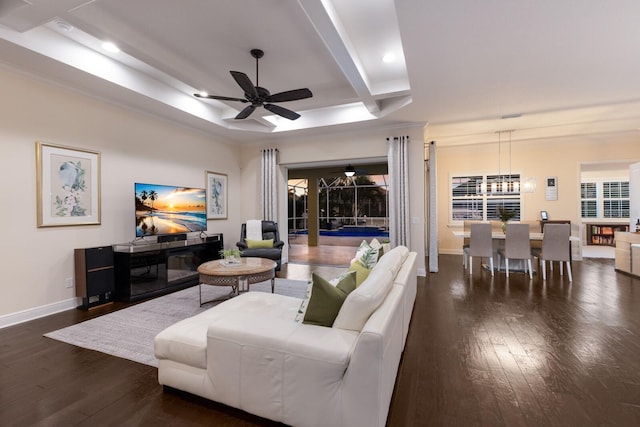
[154,245,417,427]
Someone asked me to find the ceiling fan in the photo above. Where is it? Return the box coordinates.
[194,49,313,120]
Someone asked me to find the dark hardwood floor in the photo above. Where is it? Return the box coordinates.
[2,255,640,426]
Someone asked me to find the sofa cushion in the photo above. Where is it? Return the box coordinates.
[154,292,301,369]
[332,267,394,331]
[303,271,356,327]
[372,245,409,279]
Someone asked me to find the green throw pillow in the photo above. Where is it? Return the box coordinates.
[348,260,371,287]
[303,271,356,327]
[245,238,274,249]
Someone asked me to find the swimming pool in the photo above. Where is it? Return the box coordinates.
[293,226,389,238]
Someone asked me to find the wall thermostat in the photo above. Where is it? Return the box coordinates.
[545,177,558,201]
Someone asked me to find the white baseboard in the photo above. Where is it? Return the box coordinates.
[0,297,79,329]
[439,249,463,255]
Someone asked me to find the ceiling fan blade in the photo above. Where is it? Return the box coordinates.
[194,93,248,102]
[267,88,313,103]
[230,71,258,99]
[264,103,301,120]
[235,104,256,119]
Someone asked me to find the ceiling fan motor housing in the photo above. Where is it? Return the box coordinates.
[250,49,264,59]
[250,86,271,104]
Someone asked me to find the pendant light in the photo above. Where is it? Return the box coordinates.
[344,164,356,177]
[476,130,536,195]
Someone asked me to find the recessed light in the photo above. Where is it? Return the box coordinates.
[382,53,396,63]
[102,41,120,53]
[199,91,209,97]
[55,19,73,32]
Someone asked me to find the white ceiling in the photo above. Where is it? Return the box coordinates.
[1,0,640,145]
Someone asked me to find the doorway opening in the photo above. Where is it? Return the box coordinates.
[288,163,389,266]
[579,161,632,259]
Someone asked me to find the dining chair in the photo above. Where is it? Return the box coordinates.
[464,223,494,276]
[536,223,572,281]
[462,220,473,267]
[497,223,533,279]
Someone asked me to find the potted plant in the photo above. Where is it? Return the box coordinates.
[220,248,241,264]
[498,206,517,233]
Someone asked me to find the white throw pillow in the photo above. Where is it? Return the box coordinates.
[332,268,394,331]
[294,281,313,323]
[353,240,380,269]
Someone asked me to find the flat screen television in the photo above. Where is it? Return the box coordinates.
[135,182,207,237]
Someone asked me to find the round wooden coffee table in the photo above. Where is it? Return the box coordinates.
[197,257,277,305]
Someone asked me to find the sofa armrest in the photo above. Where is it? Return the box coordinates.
[341,284,404,427]
[394,252,417,348]
[236,240,248,250]
[273,240,285,249]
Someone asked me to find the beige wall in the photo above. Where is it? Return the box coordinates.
[239,126,427,275]
[0,67,242,324]
[0,65,428,326]
[435,135,640,254]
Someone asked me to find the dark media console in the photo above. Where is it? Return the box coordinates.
[112,234,223,302]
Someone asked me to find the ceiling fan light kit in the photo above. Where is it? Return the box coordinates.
[194,49,312,120]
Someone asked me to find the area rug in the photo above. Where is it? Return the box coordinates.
[44,278,308,367]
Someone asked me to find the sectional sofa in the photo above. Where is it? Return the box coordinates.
[154,245,417,427]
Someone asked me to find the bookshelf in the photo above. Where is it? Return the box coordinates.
[586,223,629,246]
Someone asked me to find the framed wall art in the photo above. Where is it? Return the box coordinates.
[206,170,227,219]
[36,141,101,227]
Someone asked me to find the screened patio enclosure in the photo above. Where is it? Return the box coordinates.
[288,163,389,244]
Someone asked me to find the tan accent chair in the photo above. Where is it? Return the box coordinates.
[536,223,572,281]
[498,223,533,279]
[464,223,494,276]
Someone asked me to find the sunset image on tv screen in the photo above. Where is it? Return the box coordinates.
[135,183,207,237]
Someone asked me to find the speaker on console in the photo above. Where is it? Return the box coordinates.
[158,233,187,243]
[74,246,115,309]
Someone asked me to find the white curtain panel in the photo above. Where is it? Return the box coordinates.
[428,141,438,272]
[388,136,410,248]
[261,148,278,221]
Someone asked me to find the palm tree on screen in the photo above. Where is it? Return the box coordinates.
[148,191,158,211]
[140,190,148,208]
